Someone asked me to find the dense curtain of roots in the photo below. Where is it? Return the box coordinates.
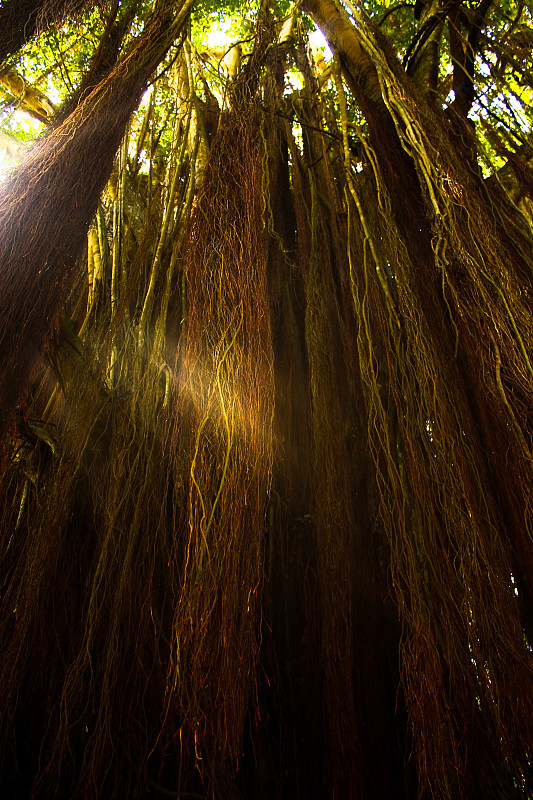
[0,5,532,800]
[342,10,533,797]
[167,106,274,778]
[0,14,275,799]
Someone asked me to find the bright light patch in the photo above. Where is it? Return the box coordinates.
[286,69,303,91]
[45,77,62,106]
[139,86,153,110]
[207,24,233,49]
[309,27,332,59]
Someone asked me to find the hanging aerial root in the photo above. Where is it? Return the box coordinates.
[166,105,275,779]
[338,21,533,795]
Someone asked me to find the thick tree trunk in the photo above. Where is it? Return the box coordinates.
[0,0,192,441]
[300,1,533,796]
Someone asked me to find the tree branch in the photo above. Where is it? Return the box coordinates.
[451,0,493,118]
[301,0,382,104]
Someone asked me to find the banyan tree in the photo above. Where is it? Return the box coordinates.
[0,0,532,796]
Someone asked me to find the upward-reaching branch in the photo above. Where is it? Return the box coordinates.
[405,0,462,97]
[302,0,383,105]
[450,0,493,118]
[55,0,143,122]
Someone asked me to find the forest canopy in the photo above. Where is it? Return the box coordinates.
[0,0,532,798]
